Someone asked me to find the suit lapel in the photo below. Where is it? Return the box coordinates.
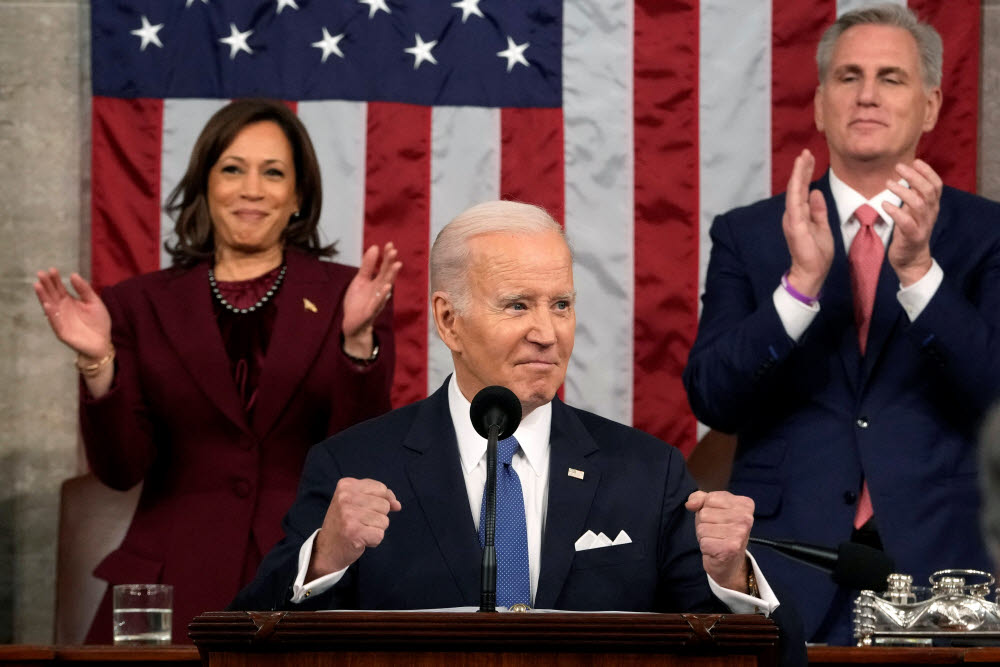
[814,178,864,395]
[534,399,600,609]
[403,382,483,603]
[251,250,342,438]
[146,264,251,434]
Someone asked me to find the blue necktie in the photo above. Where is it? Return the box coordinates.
[478,436,530,607]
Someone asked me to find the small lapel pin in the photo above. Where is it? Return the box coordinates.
[303,298,318,313]
[568,468,584,480]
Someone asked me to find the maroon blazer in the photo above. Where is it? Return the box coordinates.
[79,248,394,643]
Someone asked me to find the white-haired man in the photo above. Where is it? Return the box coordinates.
[233,200,805,664]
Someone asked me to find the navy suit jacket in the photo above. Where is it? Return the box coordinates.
[232,380,728,613]
[684,173,1000,643]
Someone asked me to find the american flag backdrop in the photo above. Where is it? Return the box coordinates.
[90,0,981,456]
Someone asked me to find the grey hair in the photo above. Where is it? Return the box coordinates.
[430,200,570,314]
[816,3,942,89]
[980,404,1000,564]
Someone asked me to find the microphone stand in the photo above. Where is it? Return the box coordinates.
[479,422,499,612]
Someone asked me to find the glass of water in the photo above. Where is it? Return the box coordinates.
[112,584,172,645]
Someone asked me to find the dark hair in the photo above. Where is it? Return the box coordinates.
[164,98,335,267]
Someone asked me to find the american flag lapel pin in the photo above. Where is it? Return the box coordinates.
[568,468,584,480]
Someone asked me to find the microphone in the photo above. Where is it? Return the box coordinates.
[749,536,895,592]
[470,385,522,441]
[470,386,522,613]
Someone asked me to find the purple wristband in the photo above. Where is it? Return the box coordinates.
[781,271,821,306]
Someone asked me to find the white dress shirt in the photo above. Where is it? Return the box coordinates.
[774,167,944,341]
[290,375,777,615]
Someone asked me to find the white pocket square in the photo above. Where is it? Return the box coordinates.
[574,529,632,551]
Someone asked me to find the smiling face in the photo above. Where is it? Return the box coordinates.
[207,120,300,259]
[815,23,941,174]
[434,229,575,416]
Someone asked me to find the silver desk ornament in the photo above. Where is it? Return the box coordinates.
[854,569,1000,646]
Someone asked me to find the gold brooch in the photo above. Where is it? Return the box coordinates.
[303,298,318,313]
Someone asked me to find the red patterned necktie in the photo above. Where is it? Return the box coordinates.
[849,203,883,529]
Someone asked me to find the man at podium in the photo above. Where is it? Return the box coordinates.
[231,200,804,664]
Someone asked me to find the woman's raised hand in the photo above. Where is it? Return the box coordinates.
[34,269,113,361]
[341,243,402,359]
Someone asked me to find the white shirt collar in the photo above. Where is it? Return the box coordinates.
[448,374,551,478]
[828,167,902,229]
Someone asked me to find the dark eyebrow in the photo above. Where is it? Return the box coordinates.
[218,156,289,167]
[831,64,909,80]
[876,66,909,79]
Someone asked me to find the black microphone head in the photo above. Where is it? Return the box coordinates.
[832,541,896,592]
[470,386,522,440]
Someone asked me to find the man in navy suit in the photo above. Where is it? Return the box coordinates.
[684,4,1000,645]
[232,200,804,662]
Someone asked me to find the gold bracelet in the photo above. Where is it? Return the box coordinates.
[76,346,115,378]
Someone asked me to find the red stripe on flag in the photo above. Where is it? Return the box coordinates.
[91,97,163,290]
[500,108,566,402]
[363,102,431,409]
[633,0,699,456]
[909,0,979,192]
[500,108,565,226]
[771,1,835,194]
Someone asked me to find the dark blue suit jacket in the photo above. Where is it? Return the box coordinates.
[684,173,1000,643]
[232,380,727,612]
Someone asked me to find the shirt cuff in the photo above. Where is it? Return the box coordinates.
[706,551,779,616]
[896,259,943,321]
[773,284,819,342]
[290,529,349,604]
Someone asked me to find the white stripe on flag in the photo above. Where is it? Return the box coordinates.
[698,0,772,438]
[298,101,368,266]
[427,106,501,394]
[838,0,906,16]
[160,99,227,269]
[699,0,772,302]
[562,0,635,426]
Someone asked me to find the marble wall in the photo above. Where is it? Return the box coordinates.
[0,0,90,644]
[0,0,997,645]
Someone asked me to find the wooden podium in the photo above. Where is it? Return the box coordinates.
[189,611,779,666]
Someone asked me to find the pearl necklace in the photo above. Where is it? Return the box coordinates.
[208,264,287,314]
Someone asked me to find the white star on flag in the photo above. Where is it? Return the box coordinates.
[276,0,299,14]
[219,23,254,60]
[312,28,345,62]
[358,0,391,19]
[404,34,438,69]
[497,36,529,72]
[451,0,484,23]
[130,16,164,51]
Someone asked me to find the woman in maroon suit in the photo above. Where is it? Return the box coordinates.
[34,99,400,643]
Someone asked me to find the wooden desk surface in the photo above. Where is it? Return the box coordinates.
[4,644,1000,665]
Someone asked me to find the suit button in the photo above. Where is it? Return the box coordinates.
[844,491,857,505]
[856,417,869,429]
[233,479,251,498]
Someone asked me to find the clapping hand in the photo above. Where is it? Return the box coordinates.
[34,268,112,361]
[782,149,835,298]
[341,243,402,359]
[884,159,941,287]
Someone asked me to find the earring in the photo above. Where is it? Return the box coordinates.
[292,210,300,219]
